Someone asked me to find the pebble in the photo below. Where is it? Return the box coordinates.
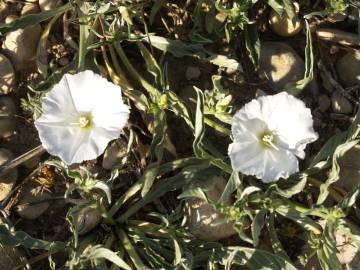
[0,97,16,138]
[0,2,9,22]
[75,206,102,235]
[39,0,62,11]
[318,94,331,112]
[185,66,201,80]
[2,16,41,71]
[268,3,302,37]
[0,54,16,95]
[186,176,236,241]
[15,183,51,219]
[331,91,353,115]
[338,144,360,191]
[336,50,360,87]
[102,138,128,170]
[260,42,305,91]
[0,149,17,201]
[21,3,40,16]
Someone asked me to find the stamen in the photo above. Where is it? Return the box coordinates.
[261,133,279,150]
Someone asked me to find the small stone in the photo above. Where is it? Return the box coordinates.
[21,3,40,16]
[58,57,69,66]
[185,66,201,80]
[0,97,16,138]
[260,42,305,91]
[39,0,62,11]
[318,94,331,112]
[75,206,102,235]
[336,50,360,87]
[4,15,17,24]
[337,144,360,191]
[102,138,128,170]
[15,183,51,219]
[331,91,353,115]
[0,2,9,22]
[0,54,16,95]
[186,176,236,241]
[2,22,41,71]
[0,149,17,201]
[269,3,302,37]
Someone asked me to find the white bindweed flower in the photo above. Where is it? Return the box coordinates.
[35,70,130,165]
[228,92,318,183]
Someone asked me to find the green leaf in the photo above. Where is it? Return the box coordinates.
[137,41,163,84]
[244,24,260,68]
[317,139,359,204]
[274,203,322,234]
[141,35,242,71]
[178,187,208,201]
[285,20,314,95]
[37,13,63,78]
[212,246,298,270]
[0,3,72,35]
[88,246,132,270]
[274,174,307,198]
[0,224,66,251]
[219,171,242,203]
[251,210,267,247]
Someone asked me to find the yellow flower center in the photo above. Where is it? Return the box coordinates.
[76,112,93,130]
[260,132,278,150]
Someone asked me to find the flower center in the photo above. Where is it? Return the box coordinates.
[79,116,90,128]
[75,112,93,130]
[260,132,278,150]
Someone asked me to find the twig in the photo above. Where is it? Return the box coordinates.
[316,28,360,46]
[0,145,45,178]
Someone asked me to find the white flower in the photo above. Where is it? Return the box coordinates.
[228,92,318,183]
[35,70,130,165]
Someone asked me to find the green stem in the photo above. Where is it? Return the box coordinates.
[77,10,88,71]
[113,43,160,97]
[117,228,149,270]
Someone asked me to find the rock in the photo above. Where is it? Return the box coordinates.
[102,138,128,170]
[75,206,102,235]
[318,94,331,112]
[303,220,360,270]
[39,0,62,11]
[0,149,17,201]
[21,3,40,16]
[2,18,41,71]
[0,2,9,22]
[4,15,17,24]
[0,97,16,138]
[260,42,305,91]
[58,57,69,66]
[269,3,302,37]
[185,66,201,80]
[336,50,360,87]
[0,54,16,95]
[15,183,51,219]
[331,91,353,114]
[186,176,236,241]
[337,144,360,191]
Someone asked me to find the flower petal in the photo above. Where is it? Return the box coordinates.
[261,148,299,183]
